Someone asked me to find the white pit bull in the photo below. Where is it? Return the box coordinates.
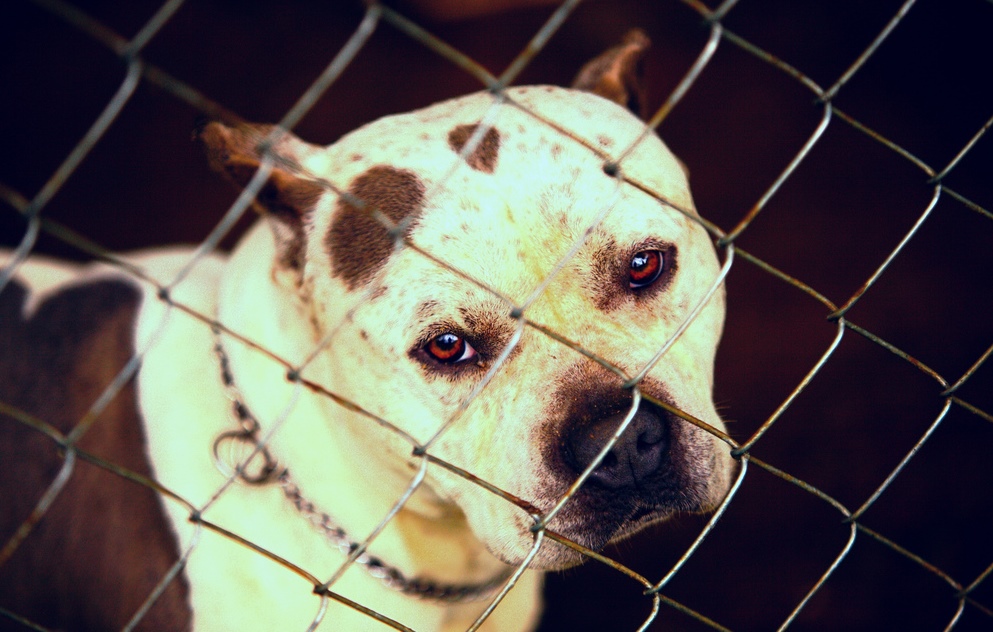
[0,32,733,631]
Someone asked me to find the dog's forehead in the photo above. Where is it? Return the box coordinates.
[319,86,698,295]
[325,86,692,210]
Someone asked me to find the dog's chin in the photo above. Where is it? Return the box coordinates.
[487,505,676,572]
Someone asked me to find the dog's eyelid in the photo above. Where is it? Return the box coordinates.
[626,239,674,261]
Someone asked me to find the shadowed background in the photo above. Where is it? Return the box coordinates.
[1,0,991,630]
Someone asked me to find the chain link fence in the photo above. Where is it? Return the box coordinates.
[1,0,991,630]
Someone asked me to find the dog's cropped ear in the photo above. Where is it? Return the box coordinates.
[196,121,325,271]
[571,29,651,120]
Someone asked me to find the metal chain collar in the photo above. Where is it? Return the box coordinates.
[209,326,513,603]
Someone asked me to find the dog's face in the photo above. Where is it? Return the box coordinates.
[201,85,732,570]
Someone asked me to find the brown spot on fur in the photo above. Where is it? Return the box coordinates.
[326,166,426,290]
[0,279,191,630]
[456,307,520,362]
[447,124,501,173]
[588,236,621,312]
[417,300,439,320]
[368,285,388,302]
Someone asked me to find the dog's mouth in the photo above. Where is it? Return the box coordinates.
[525,498,677,570]
[552,489,687,550]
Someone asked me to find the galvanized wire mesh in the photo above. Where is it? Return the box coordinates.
[1,0,991,630]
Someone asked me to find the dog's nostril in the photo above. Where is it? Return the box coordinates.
[636,424,663,452]
[563,406,669,490]
[600,452,618,469]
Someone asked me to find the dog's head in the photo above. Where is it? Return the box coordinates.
[199,31,734,570]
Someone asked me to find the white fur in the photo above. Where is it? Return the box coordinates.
[2,86,730,631]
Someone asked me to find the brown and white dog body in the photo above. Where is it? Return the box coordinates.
[0,34,732,631]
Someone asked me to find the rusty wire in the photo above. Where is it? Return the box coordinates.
[1,0,991,630]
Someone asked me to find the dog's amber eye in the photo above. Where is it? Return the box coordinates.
[424,333,477,364]
[629,250,665,289]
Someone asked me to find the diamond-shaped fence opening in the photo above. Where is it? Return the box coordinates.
[1,0,991,630]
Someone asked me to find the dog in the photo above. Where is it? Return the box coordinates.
[0,31,733,631]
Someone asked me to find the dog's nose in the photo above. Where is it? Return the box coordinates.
[564,405,669,489]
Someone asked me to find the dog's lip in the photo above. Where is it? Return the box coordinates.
[543,498,671,552]
[627,505,659,523]
[543,482,705,553]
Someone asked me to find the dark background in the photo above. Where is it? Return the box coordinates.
[1,0,992,630]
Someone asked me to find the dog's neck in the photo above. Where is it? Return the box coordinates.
[214,222,513,603]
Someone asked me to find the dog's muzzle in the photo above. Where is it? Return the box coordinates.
[539,374,720,558]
